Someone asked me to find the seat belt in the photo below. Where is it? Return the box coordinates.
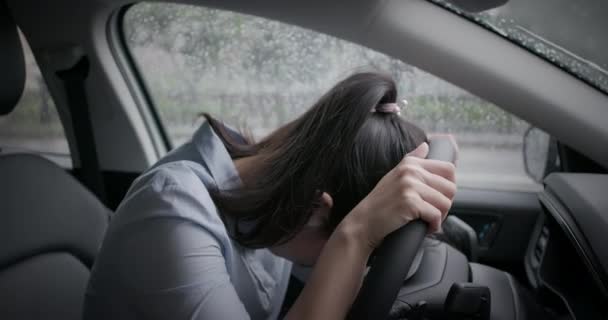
[56,57,106,202]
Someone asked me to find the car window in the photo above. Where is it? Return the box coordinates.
[0,31,72,168]
[122,2,542,192]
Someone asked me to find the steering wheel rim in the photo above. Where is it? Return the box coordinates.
[348,137,457,319]
[348,220,428,319]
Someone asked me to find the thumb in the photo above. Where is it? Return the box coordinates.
[406,142,429,159]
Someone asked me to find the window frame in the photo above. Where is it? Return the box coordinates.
[109,4,173,152]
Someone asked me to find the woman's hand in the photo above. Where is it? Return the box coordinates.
[342,142,457,250]
[286,141,457,320]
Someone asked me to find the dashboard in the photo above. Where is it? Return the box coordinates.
[525,173,608,319]
[291,173,608,320]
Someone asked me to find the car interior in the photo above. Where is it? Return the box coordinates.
[1,0,607,319]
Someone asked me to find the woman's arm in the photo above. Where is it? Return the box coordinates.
[284,215,371,320]
[85,164,254,320]
[285,142,457,320]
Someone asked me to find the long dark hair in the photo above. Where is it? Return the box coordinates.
[205,72,427,248]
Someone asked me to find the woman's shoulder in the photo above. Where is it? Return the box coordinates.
[138,160,212,189]
[110,160,226,237]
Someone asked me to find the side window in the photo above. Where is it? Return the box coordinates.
[0,31,71,168]
[122,3,540,192]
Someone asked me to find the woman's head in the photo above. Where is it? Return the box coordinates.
[206,72,427,259]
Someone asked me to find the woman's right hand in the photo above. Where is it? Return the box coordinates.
[342,142,457,250]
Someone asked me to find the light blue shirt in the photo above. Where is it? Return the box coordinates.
[84,122,293,320]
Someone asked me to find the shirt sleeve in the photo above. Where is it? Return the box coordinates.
[111,170,251,320]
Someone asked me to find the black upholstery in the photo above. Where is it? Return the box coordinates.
[0,154,110,319]
[1,4,110,318]
[0,1,25,115]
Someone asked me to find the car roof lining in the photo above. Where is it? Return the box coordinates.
[5,0,608,171]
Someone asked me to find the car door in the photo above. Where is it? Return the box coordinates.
[451,187,540,276]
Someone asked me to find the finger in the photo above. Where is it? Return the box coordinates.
[398,163,456,199]
[418,169,457,200]
[416,199,443,233]
[413,179,452,219]
[404,142,429,160]
[408,158,456,182]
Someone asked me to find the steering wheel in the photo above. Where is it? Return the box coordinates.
[348,137,458,319]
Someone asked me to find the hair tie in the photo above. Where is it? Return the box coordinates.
[372,102,401,115]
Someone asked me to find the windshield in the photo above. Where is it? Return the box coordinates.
[431,0,608,94]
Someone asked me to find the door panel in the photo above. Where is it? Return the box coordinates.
[451,188,541,278]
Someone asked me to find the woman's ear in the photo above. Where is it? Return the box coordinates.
[320,192,333,209]
[306,192,333,227]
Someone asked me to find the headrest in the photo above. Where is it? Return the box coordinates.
[0,1,25,115]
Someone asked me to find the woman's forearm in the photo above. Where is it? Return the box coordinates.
[285,215,372,320]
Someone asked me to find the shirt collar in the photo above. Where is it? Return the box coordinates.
[192,121,242,191]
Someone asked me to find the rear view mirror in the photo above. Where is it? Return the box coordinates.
[522,127,556,183]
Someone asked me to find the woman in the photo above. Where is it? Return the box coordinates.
[84,72,456,320]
